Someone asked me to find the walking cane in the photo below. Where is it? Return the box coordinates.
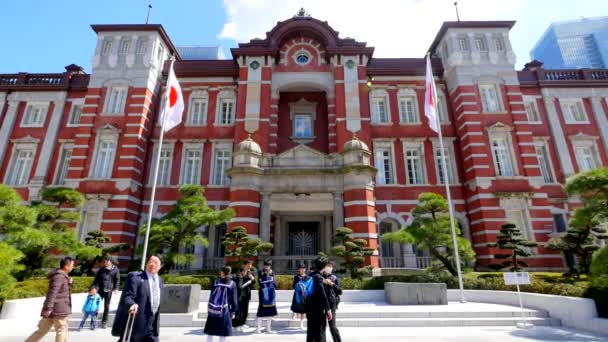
[122,311,136,342]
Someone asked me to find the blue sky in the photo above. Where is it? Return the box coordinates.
[0,0,606,73]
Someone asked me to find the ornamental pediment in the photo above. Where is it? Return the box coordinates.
[265,144,341,168]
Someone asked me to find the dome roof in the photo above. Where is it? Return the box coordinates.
[236,135,262,154]
[343,135,369,153]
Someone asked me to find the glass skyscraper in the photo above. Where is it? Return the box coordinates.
[530,16,608,69]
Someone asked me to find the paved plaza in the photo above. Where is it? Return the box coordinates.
[1,323,607,342]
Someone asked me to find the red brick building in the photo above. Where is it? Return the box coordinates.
[1,16,607,271]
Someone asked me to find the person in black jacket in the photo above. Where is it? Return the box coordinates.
[322,261,342,342]
[305,256,332,342]
[232,265,253,331]
[111,255,163,342]
[92,256,120,329]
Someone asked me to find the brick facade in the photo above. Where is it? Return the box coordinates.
[1,18,607,271]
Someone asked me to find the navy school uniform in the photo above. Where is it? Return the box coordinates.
[204,277,238,337]
[256,270,278,317]
[290,273,308,314]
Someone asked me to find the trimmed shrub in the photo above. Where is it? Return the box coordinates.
[8,276,93,300]
[162,275,214,290]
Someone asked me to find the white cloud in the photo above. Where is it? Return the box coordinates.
[218,0,607,68]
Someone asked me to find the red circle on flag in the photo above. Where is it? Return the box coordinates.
[169,86,178,108]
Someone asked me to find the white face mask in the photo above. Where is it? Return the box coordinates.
[324,267,333,274]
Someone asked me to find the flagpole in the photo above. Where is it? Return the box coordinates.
[428,53,466,303]
[141,57,173,270]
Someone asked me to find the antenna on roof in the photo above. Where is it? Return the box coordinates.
[145,3,152,24]
[454,2,461,22]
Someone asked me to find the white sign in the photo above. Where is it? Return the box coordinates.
[503,272,531,285]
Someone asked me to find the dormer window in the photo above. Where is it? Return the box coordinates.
[475,37,487,52]
[495,37,505,51]
[457,37,469,51]
[102,40,112,55]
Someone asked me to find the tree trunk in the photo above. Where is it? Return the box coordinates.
[431,247,457,276]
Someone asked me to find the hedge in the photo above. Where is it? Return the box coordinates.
[8,277,94,300]
[3,273,606,319]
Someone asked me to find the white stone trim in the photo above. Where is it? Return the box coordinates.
[230,217,260,223]
[344,216,377,223]
[229,201,260,208]
[344,200,375,207]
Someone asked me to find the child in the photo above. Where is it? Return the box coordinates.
[79,285,102,330]
[204,265,238,342]
[232,266,253,332]
[256,259,277,334]
[290,264,308,329]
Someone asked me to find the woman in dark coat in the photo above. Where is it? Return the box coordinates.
[256,259,277,334]
[290,264,308,330]
[204,266,238,340]
[232,266,253,331]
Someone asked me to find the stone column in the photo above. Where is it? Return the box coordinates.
[591,96,608,156]
[273,215,281,256]
[0,100,19,167]
[324,215,333,253]
[541,91,575,176]
[207,224,216,259]
[259,192,271,242]
[333,191,344,229]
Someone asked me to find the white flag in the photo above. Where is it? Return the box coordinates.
[160,63,184,132]
[424,54,440,134]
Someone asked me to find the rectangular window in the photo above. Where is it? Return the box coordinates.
[136,40,147,55]
[6,148,35,185]
[374,148,393,185]
[294,114,313,138]
[22,105,46,127]
[491,137,515,176]
[457,38,468,51]
[119,40,130,55]
[505,209,532,241]
[54,146,72,185]
[495,37,505,51]
[157,45,165,62]
[562,101,588,123]
[212,148,232,186]
[525,101,541,122]
[574,144,599,172]
[399,96,418,123]
[219,99,235,125]
[150,145,172,185]
[475,38,487,51]
[535,144,554,183]
[437,96,448,123]
[92,140,115,179]
[68,105,82,125]
[181,147,202,184]
[371,97,389,123]
[480,84,502,112]
[405,145,425,185]
[105,88,127,114]
[102,41,112,55]
[435,147,456,184]
[187,99,206,125]
[552,214,568,233]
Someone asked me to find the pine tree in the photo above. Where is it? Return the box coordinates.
[546,168,608,275]
[488,223,538,272]
[223,226,273,268]
[2,186,91,279]
[330,227,375,279]
[142,185,234,274]
[381,192,475,276]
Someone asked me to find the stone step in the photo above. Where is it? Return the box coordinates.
[196,310,548,319]
[188,317,562,328]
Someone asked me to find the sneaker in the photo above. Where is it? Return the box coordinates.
[242,324,250,329]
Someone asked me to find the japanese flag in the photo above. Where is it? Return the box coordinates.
[160,63,184,132]
[424,54,440,134]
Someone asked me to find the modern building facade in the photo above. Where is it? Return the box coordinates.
[531,16,608,69]
[1,15,608,272]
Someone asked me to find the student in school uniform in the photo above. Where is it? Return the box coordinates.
[232,266,253,331]
[290,264,308,330]
[256,259,277,334]
[204,266,238,342]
